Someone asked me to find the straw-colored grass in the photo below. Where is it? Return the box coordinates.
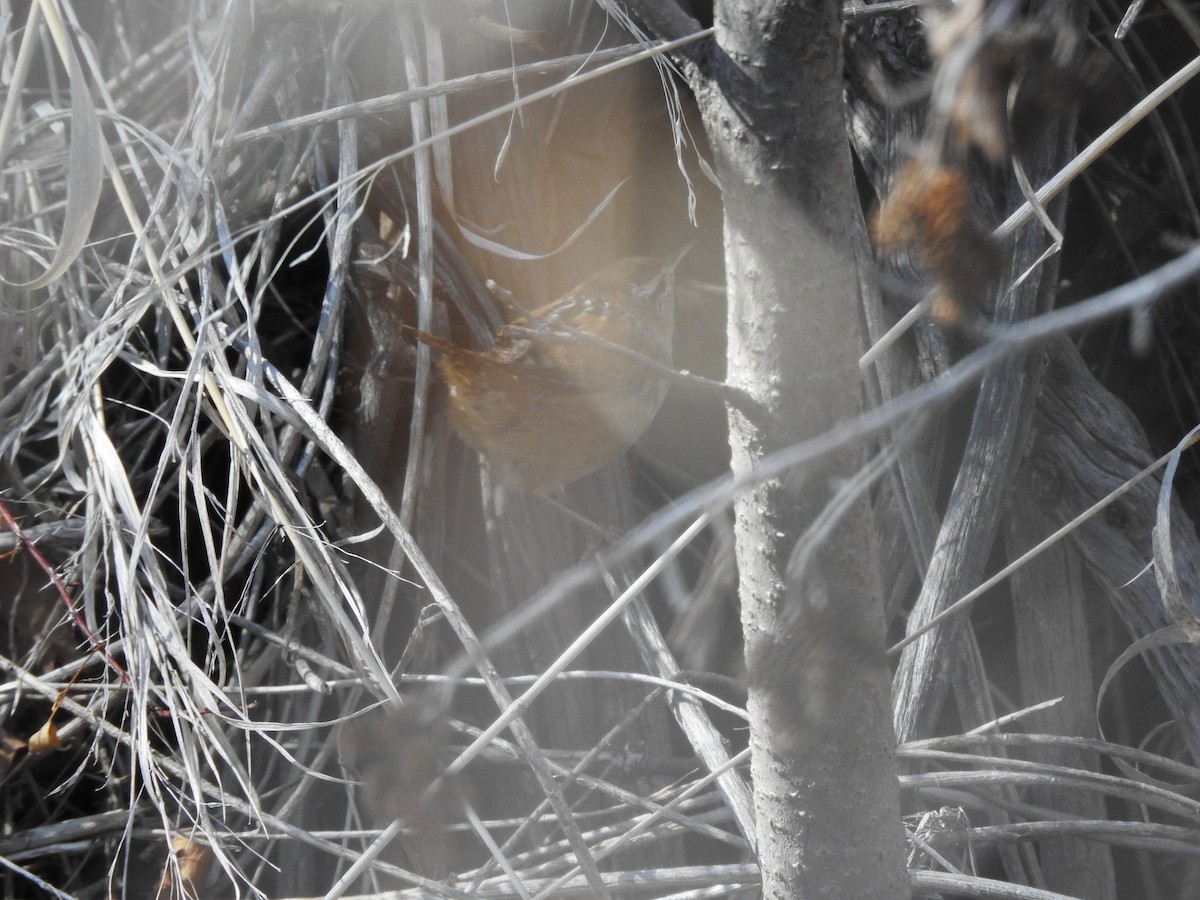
[4,2,1200,898]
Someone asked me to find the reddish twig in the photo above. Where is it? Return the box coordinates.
[0,498,129,685]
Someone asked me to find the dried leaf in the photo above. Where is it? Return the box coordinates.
[21,20,104,290]
[27,718,62,754]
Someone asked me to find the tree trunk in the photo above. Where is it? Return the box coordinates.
[667,1,911,895]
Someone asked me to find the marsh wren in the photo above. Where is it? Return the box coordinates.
[413,255,680,492]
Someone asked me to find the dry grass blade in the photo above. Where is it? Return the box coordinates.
[6,2,1200,898]
[0,4,745,896]
[18,2,102,292]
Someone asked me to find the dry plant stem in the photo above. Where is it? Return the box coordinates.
[929,819,1200,860]
[899,752,1200,820]
[456,690,698,895]
[0,499,128,683]
[944,626,1037,887]
[473,492,655,895]
[856,229,944,579]
[263,369,612,897]
[892,0,1087,744]
[309,26,715,234]
[364,12,443,678]
[891,240,1048,743]
[966,698,1064,734]
[1005,494,1116,898]
[0,810,130,859]
[0,1,42,170]
[427,6,690,882]
[0,656,453,894]
[845,34,954,625]
[994,51,1200,240]
[889,446,1165,657]
[861,49,1200,365]
[1116,0,1149,40]
[0,857,70,900]
[909,870,1078,899]
[443,513,712,778]
[1020,340,1200,758]
[395,11,436,539]
[529,748,753,898]
[227,44,648,146]
[286,864,762,900]
[614,578,757,849]
[911,730,1200,781]
[451,721,742,859]
[280,238,1200,696]
[655,0,909,894]
[499,324,753,408]
[843,0,944,18]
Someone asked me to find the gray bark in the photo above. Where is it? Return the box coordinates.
[889,0,1088,743]
[1022,338,1200,759]
[1006,493,1117,899]
[640,1,910,895]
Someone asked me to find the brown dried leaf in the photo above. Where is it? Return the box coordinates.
[27,718,63,754]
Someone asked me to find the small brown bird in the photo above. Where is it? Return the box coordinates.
[871,158,1001,324]
[415,255,680,492]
